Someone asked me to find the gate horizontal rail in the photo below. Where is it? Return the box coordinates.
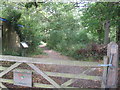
[0,78,75,88]
[0,55,102,67]
[0,66,101,80]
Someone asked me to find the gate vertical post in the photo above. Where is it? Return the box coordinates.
[0,21,2,55]
[106,42,119,88]
[101,56,109,88]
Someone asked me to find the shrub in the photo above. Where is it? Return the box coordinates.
[47,29,92,60]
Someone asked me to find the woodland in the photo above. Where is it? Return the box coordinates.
[0,1,120,61]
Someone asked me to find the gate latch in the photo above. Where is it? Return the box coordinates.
[98,64,112,67]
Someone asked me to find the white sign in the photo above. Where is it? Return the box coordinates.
[111,45,117,54]
[20,42,28,48]
[13,70,32,87]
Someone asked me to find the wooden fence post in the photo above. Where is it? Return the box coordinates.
[106,42,119,88]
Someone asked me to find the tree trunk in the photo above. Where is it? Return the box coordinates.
[8,25,20,52]
[116,27,120,43]
[104,20,110,44]
[2,23,20,53]
[116,25,120,60]
[97,29,103,44]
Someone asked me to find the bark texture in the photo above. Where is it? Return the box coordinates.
[104,20,110,44]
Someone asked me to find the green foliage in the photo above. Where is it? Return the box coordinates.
[18,7,44,53]
[26,47,43,57]
[46,2,120,60]
[2,3,22,38]
[1,1,119,60]
[2,6,21,22]
[2,2,42,56]
[42,3,93,59]
[81,2,120,43]
[47,30,91,59]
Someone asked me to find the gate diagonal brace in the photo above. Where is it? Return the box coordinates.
[27,63,61,88]
[0,62,22,77]
[61,68,91,87]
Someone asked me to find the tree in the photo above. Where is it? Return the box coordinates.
[1,3,22,52]
[1,1,43,55]
[81,2,120,44]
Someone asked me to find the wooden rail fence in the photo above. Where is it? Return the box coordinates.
[0,42,119,89]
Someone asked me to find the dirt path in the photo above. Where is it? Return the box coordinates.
[44,49,70,60]
[35,46,73,60]
[32,46,102,88]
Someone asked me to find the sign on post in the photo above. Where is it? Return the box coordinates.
[20,42,28,48]
[111,44,117,54]
[13,70,32,87]
[20,42,28,56]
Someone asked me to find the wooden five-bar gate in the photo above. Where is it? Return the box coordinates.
[0,42,119,89]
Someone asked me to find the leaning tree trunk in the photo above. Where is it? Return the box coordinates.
[104,20,110,44]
